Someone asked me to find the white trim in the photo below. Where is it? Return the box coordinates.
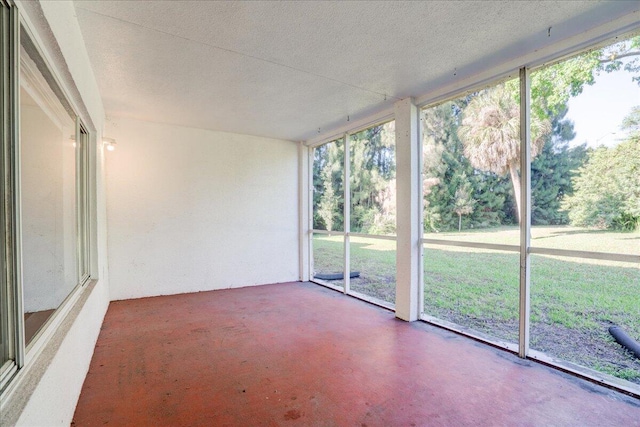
[529,247,639,264]
[1,2,95,398]
[419,313,640,399]
[347,290,395,311]
[419,314,519,353]
[17,12,78,123]
[526,21,640,73]
[304,15,640,150]
[309,9,640,398]
[422,239,519,253]
[19,45,74,130]
[311,229,345,236]
[527,349,640,399]
[0,1,22,393]
[306,110,394,148]
[415,15,640,109]
[422,239,639,264]
[343,134,350,294]
[310,278,344,294]
[0,362,17,391]
[394,97,419,321]
[23,282,83,365]
[518,67,531,359]
[417,73,521,113]
[12,2,23,371]
[417,108,425,317]
[349,232,396,241]
[306,146,314,282]
[298,142,310,282]
[15,0,97,133]
[0,280,99,425]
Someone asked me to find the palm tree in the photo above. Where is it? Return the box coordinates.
[457,85,551,223]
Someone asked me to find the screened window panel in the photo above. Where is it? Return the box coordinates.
[350,121,396,236]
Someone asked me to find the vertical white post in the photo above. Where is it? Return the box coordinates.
[519,68,531,358]
[307,147,314,280]
[343,134,350,294]
[395,98,420,321]
[417,111,425,316]
[298,142,310,282]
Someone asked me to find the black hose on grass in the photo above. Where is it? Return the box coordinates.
[314,271,360,281]
[609,326,640,360]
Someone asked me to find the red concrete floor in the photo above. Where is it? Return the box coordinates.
[73,282,640,426]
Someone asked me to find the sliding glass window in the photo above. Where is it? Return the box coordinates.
[77,126,90,284]
[0,0,18,389]
[1,3,92,393]
[19,27,89,346]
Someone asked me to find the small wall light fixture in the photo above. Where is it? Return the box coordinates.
[103,137,117,151]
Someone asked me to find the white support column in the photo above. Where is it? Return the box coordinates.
[395,98,420,321]
[343,134,351,294]
[298,142,311,282]
[519,68,532,358]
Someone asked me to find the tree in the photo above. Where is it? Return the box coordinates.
[457,85,551,223]
[422,101,462,231]
[313,140,344,231]
[421,35,639,230]
[562,107,640,230]
[524,36,640,121]
[531,106,587,225]
[422,101,511,231]
[455,35,640,224]
[599,36,640,85]
[350,122,396,233]
[318,165,339,231]
[453,176,476,231]
[621,105,640,132]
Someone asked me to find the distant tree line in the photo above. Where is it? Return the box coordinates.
[313,37,640,233]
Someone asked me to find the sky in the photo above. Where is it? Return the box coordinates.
[564,66,639,148]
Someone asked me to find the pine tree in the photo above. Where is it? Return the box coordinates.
[423,100,513,231]
[350,122,396,233]
[531,107,587,225]
[313,140,344,230]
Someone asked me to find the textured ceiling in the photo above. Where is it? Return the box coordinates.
[73,1,639,142]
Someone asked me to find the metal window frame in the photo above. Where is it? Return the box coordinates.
[305,111,394,149]
[0,2,93,394]
[308,137,347,292]
[309,120,399,311]
[77,123,90,285]
[417,33,640,397]
[17,20,93,358]
[518,67,531,359]
[0,0,21,393]
[299,12,640,400]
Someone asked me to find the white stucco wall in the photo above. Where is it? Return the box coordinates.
[13,280,109,426]
[105,117,299,300]
[2,1,110,426]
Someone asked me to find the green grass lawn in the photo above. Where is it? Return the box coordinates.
[426,225,639,256]
[312,236,397,303]
[312,226,640,384]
